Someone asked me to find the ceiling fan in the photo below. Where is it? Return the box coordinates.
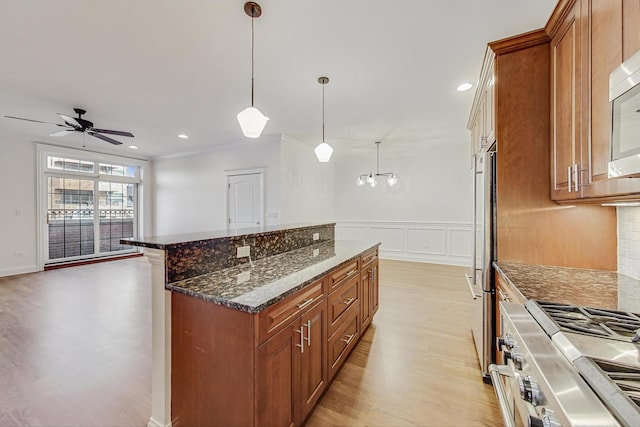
[4,108,134,145]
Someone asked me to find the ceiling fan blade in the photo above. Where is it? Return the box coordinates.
[49,130,75,137]
[57,113,81,128]
[4,115,68,127]
[88,131,123,145]
[91,128,134,138]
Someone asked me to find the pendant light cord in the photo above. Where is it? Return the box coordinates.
[251,7,255,107]
[322,83,325,143]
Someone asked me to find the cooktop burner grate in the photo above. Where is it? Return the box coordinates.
[535,301,640,342]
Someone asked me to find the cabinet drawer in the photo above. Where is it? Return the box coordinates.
[360,248,378,268]
[327,310,360,381]
[257,280,325,345]
[328,260,359,292]
[327,274,359,336]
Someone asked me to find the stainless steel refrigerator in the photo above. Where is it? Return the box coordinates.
[466,148,496,383]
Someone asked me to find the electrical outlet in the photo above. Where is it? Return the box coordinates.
[237,271,250,284]
[15,209,23,217]
[237,246,251,258]
[313,249,319,257]
[13,251,24,258]
[313,233,320,241]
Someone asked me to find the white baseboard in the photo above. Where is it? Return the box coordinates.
[336,220,472,267]
[0,264,39,278]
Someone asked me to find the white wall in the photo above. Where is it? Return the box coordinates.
[280,135,335,224]
[0,132,153,277]
[618,206,640,280]
[153,135,282,235]
[333,139,473,265]
[0,130,38,276]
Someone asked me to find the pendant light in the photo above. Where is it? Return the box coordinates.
[237,2,269,139]
[356,141,398,187]
[314,76,334,162]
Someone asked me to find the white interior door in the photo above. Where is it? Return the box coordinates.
[227,172,263,229]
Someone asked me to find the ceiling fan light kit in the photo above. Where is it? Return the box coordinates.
[4,107,134,146]
[237,1,269,139]
[315,76,334,163]
[356,141,398,187]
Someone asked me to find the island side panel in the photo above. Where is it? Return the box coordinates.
[171,292,255,427]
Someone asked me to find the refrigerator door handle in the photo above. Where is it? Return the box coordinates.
[465,273,481,300]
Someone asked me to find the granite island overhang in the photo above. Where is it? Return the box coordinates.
[121,222,381,427]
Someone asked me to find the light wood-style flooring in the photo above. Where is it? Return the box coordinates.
[0,258,500,426]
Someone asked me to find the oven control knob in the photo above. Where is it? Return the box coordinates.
[497,334,516,351]
[528,408,560,427]
[518,374,543,406]
[504,347,524,370]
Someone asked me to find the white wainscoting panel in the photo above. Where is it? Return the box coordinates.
[336,220,472,266]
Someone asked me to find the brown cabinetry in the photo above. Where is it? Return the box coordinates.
[171,246,380,427]
[550,0,583,200]
[549,0,640,200]
[359,248,379,332]
[256,299,327,427]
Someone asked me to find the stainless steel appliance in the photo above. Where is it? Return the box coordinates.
[609,48,640,179]
[490,300,640,426]
[466,148,496,382]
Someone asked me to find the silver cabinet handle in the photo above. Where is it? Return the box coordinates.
[498,289,511,303]
[574,163,579,190]
[295,327,304,353]
[488,364,516,427]
[304,320,311,347]
[465,273,481,300]
[568,165,572,192]
[296,298,314,310]
[341,333,356,346]
[342,297,355,306]
[345,269,357,278]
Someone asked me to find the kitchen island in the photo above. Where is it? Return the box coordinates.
[122,223,380,427]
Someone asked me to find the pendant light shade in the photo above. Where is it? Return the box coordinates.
[238,2,269,139]
[237,106,269,138]
[314,142,333,162]
[315,76,333,162]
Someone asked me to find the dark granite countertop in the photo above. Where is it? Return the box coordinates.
[167,239,380,314]
[122,222,335,249]
[494,262,640,312]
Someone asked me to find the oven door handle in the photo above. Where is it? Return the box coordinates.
[488,364,516,427]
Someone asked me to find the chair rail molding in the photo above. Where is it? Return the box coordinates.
[336,220,472,266]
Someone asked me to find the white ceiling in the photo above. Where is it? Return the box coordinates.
[0,0,557,159]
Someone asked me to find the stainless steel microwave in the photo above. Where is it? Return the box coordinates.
[609,49,640,178]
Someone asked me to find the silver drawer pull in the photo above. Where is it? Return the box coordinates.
[345,269,357,278]
[341,333,356,345]
[296,298,314,310]
[295,327,305,353]
[488,364,516,427]
[342,297,355,306]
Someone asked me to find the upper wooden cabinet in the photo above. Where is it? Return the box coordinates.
[549,0,640,201]
[467,49,495,156]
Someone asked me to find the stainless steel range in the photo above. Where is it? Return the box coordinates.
[490,300,640,427]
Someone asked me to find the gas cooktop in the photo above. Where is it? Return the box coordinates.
[528,301,640,343]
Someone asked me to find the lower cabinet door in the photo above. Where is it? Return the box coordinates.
[370,262,379,316]
[296,300,327,424]
[327,310,360,381]
[256,324,296,427]
[360,268,371,330]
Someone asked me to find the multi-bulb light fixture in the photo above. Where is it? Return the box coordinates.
[356,141,398,187]
[237,2,269,138]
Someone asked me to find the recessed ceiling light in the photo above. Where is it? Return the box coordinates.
[178,134,189,139]
[457,82,473,92]
[129,145,138,150]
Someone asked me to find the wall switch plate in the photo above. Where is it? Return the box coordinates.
[237,271,250,284]
[237,246,251,258]
[313,233,320,241]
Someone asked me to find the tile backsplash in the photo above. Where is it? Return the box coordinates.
[618,206,640,280]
